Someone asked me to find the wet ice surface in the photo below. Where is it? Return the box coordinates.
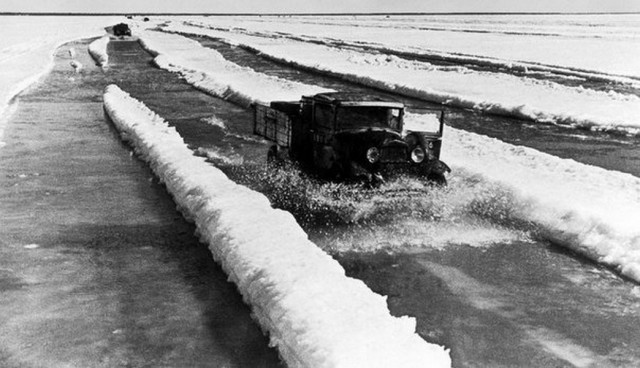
[337,245,640,368]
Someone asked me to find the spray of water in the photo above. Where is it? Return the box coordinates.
[204,151,534,252]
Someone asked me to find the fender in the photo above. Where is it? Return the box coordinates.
[428,159,451,175]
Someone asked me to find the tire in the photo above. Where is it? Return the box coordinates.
[267,145,287,169]
[267,145,278,163]
[267,145,281,169]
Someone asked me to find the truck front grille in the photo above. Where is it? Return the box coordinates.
[380,146,407,163]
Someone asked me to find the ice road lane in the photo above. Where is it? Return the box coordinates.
[0,38,281,367]
[336,244,640,368]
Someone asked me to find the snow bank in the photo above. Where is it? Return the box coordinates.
[164,22,640,134]
[88,35,109,67]
[102,84,451,368]
[444,128,640,281]
[181,15,640,81]
[412,113,640,282]
[136,29,329,107]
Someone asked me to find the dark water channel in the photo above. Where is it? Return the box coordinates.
[110,38,640,367]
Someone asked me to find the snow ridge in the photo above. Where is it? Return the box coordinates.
[88,35,109,67]
[165,21,640,135]
[136,30,329,107]
[102,84,451,368]
[445,128,640,281]
[183,19,640,87]
[181,15,640,81]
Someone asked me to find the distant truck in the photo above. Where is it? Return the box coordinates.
[254,92,450,185]
[113,23,132,37]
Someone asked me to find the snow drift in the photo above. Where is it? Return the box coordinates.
[164,21,640,134]
[179,14,640,81]
[132,29,640,282]
[102,84,451,368]
[88,35,109,67]
[434,124,640,282]
[136,29,329,107]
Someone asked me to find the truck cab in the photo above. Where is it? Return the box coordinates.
[254,92,450,185]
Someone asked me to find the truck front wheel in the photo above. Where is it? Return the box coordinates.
[267,145,286,168]
[267,145,278,163]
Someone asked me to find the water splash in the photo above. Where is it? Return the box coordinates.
[208,157,533,252]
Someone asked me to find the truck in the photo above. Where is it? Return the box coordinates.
[112,23,132,37]
[253,92,451,185]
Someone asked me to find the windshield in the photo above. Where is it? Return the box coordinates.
[336,107,402,131]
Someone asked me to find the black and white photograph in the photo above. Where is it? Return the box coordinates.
[1,0,639,367]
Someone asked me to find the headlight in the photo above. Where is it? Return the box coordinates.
[411,147,425,163]
[366,147,380,163]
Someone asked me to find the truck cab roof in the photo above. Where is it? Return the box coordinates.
[306,92,405,109]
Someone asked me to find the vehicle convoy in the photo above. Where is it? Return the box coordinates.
[254,92,451,185]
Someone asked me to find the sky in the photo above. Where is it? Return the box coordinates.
[1,0,640,14]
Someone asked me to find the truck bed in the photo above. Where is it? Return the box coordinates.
[253,103,292,147]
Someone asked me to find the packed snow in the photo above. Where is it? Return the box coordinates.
[175,14,640,80]
[437,126,640,282]
[103,84,451,368]
[160,21,640,134]
[136,29,329,107]
[88,35,110,67]
[133,29,640,282]
[0,15,119,147]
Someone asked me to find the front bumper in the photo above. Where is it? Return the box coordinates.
[349,158,450,183]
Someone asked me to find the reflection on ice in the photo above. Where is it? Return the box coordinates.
[421,259,608,367]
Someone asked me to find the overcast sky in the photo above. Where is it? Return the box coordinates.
[1,0,640,14]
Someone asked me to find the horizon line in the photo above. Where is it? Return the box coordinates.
[1,11,640,16]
